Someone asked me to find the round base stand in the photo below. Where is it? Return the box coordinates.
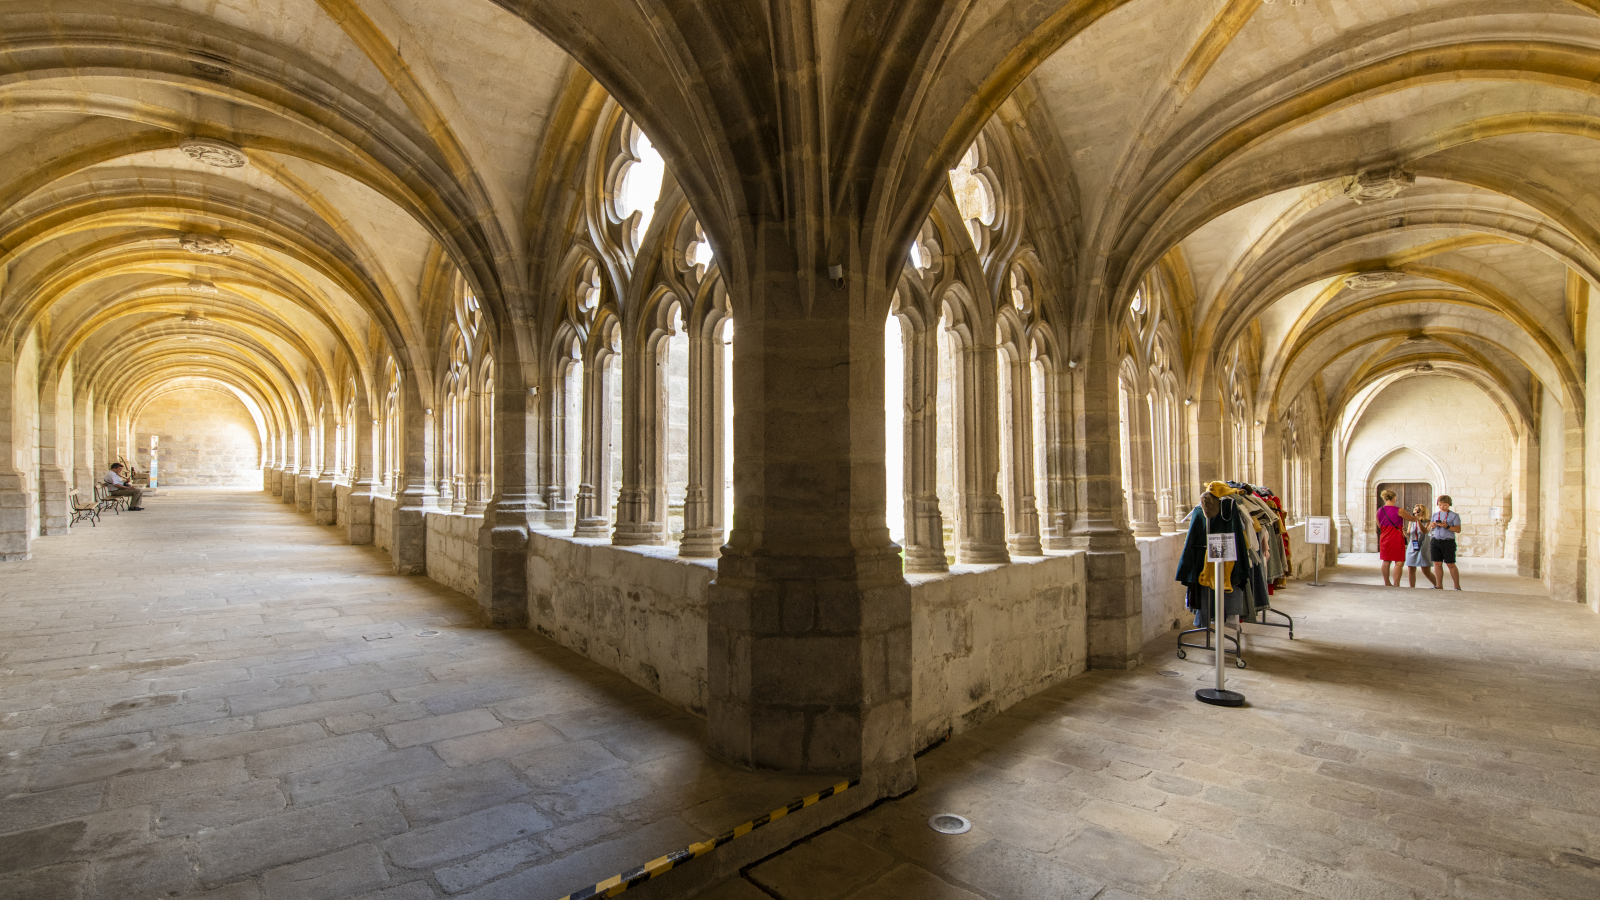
[1196,688,1246,707]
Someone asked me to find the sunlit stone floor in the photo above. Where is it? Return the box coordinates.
[0,487,826,900]
[714,555,1600,900]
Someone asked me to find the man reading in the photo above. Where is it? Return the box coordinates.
[103,463,146,511]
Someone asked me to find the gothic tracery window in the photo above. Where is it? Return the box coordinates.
[948,143,997,249]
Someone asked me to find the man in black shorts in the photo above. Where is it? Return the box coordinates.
[1429,495,1461,590]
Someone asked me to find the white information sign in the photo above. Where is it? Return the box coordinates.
[1306,516,1332,545]
[1206,534,1237,562]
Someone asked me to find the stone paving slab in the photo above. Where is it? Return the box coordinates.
[0,487,828,900]
[732,560,1600,900]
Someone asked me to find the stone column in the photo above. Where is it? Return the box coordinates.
[1069,319,1143,670]
[613,332,668,545]
[268,431,286,496]
[950,329,1009,564]
[707,237,912,792]
[466,382,491,516]
[477,353,541,628]
[93,401,109,487]
[346,394,379,545]
[391,395,435,575]
[314,407,339,525]
[1546,400,1586,602]
[1000,346,1043,556]
[574,351,615,538]
[1038,359,1075,550]
[681,317,728,557]
[281,427,300,505]
[262,431,275,492]
[0,341,33,560]
[37,376,71,535]
[1508,424,1538,577]
[900,314,948,573]
[295,427,315,514]
[75,390,94,498]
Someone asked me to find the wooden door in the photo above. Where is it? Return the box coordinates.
[1376,482,1432,526]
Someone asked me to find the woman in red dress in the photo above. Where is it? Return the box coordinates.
[1376,489,1424,586]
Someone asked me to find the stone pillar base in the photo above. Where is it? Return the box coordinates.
[313,476,338,525]
[707,557,914,782]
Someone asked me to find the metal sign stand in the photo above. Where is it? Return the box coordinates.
[1197,529,1245,708]
[1305,515,1331,586]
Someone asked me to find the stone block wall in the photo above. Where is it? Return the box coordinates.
[334,483,351,527]
[526,531,714,714]
[1137,533,1187,646]
[908,553,1087,751]
[425,510,482,598]
[374,495,396,553]
[134,388,261,485]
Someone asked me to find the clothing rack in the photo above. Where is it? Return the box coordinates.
[1173,480,1299,669]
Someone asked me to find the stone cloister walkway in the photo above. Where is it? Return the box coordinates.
[0,487,826,900]
[722,558,1600,900]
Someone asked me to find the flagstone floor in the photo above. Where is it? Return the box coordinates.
[0,487,825,900]
[722,556,1600,900]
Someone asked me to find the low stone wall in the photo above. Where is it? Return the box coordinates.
[334,483,351,527]
[373,495,396,553]
[1138,533,1188,646]
[426,510,482,598]
[908,552,1087,750]
[526,531,713,714]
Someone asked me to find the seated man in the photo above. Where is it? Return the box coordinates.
[103,463,146,511]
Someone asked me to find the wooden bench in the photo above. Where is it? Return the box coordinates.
[70,489,100,528]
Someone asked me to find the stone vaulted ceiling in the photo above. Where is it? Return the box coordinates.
[1,0,1594,448]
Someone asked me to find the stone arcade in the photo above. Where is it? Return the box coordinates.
[3,2,1600,899]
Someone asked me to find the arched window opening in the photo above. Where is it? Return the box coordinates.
[382,363,400,493]
[342,386,356,480]
[1118,374,1135,526]
[617,123,666,250]
[607,349,623,524]
[561,339,584,527]
[662,304,690,542]
[686,226,714,274]
[722,320,735,536]
[441,331,470,514]
[475,357,494,513]
[1031,352,1051,541]
[948,143,996,248]
[885,312,905,544]
[935,312,958,559]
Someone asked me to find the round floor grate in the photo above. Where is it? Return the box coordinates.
[928,814,972,835]
[416,630,441,637]
[1158,670,1183,677]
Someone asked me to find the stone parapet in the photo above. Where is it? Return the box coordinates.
[373,495,396,552]
[527,529,714,715]
[425,509,482,598]
[1137,533,1187,646]
[908,552,1087,751]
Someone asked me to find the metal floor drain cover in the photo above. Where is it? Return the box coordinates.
[416,630,441,637]
[1158,670,1183,677]
[928,814,972,835]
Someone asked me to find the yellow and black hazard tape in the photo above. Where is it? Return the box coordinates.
[556,777,860,900]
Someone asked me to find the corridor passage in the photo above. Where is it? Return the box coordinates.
[730,561,1600,900]
[0,488,822,900]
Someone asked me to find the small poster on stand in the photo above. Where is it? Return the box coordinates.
[1306,516,1331,545]
[1206,534,1237,562]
